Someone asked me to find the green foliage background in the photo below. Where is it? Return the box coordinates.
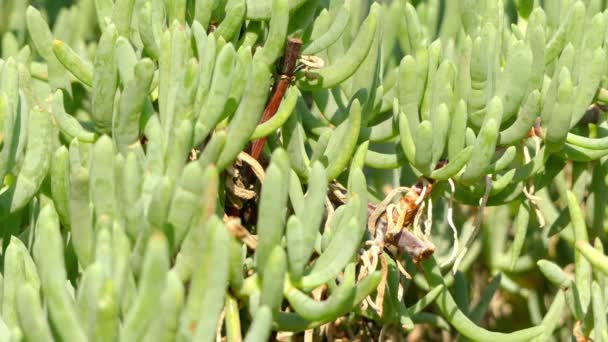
[0,0,607,341]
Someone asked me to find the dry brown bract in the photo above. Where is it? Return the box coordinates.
[358,180,436,318]
[223,215,258,250]
[225,152,266,209]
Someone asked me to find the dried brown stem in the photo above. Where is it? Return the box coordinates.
[249,38,303,161]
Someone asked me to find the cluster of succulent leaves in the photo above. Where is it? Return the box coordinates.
[1,0,608,340]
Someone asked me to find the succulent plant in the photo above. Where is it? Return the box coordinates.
[0,0,608,340]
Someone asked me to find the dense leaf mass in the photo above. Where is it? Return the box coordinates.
[0,0,607,340]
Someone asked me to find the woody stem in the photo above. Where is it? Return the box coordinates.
[249,38,303,161]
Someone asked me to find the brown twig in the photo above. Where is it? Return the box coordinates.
[249,38,303,161]
[226,39,303,224]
